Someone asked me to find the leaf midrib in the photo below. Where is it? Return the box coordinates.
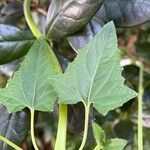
[86,29,112,105]
[31,43,41,108]
[47,0,74,36]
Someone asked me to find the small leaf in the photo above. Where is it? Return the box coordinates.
[0,37,60,112]
[92,123,105,145]
[0,24,35,64]
[97,0,150,27]
[0,105,30,150]
[104,138,127,150]
[45,0,104,41]
[50,22,137,115]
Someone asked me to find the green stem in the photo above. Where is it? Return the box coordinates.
[24,1,68,149]
[0,135,23,150]
[79,102,90,150]
[54,104,67,150]
[24,0,41,38]
[30,108,39,150]
[138,63,144,150]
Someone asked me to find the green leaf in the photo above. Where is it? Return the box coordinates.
[0,24,35,64]
[45,0,104,41]
[92,123,105,145]
[104,138,127,150]
[50,21,137,115]
[0,37,61,112]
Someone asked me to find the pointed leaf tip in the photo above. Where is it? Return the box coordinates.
[0,37,59,112]
[50,21,137,115]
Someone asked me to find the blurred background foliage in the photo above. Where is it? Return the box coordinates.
[0,0,150,150]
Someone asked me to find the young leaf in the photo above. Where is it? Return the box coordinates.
[92,123,105,146]
[0,105,30,150]
[104,138,127,150]
[96,0,150,27]
[0,37,61,112]
[50,22,137,115]
[45,0,104,41]
[0,24,35,64]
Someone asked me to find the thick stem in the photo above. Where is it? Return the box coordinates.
[24,0,41,38]
[30,108,39,150]
[0,135,23,150]
[79,102,90,150]
[24,1,68,149]
[54,104,67,150]
[138,63,144,150]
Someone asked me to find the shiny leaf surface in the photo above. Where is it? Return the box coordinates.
[0,105,30,150]
[97,0,150,27]
[46,0,104,41]
[68,17,103,51]
[0,24,35,64]
[68,0,150,51]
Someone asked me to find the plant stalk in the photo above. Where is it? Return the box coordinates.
[24,0,41,38]
[79,102,90,150]
[54,104,68,150]
[24,1,68,149]
[30,108,39,150]
[0,135,23,150]
[138,63,144,150]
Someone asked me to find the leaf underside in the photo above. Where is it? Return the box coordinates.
[0,37,60,112]
[50,22,137,115]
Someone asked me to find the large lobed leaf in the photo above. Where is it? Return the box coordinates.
[0,105,30,150]
[50,22,136,115]
[0,24,35,65]
[45,0,104,41]
[0,37,61,112]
